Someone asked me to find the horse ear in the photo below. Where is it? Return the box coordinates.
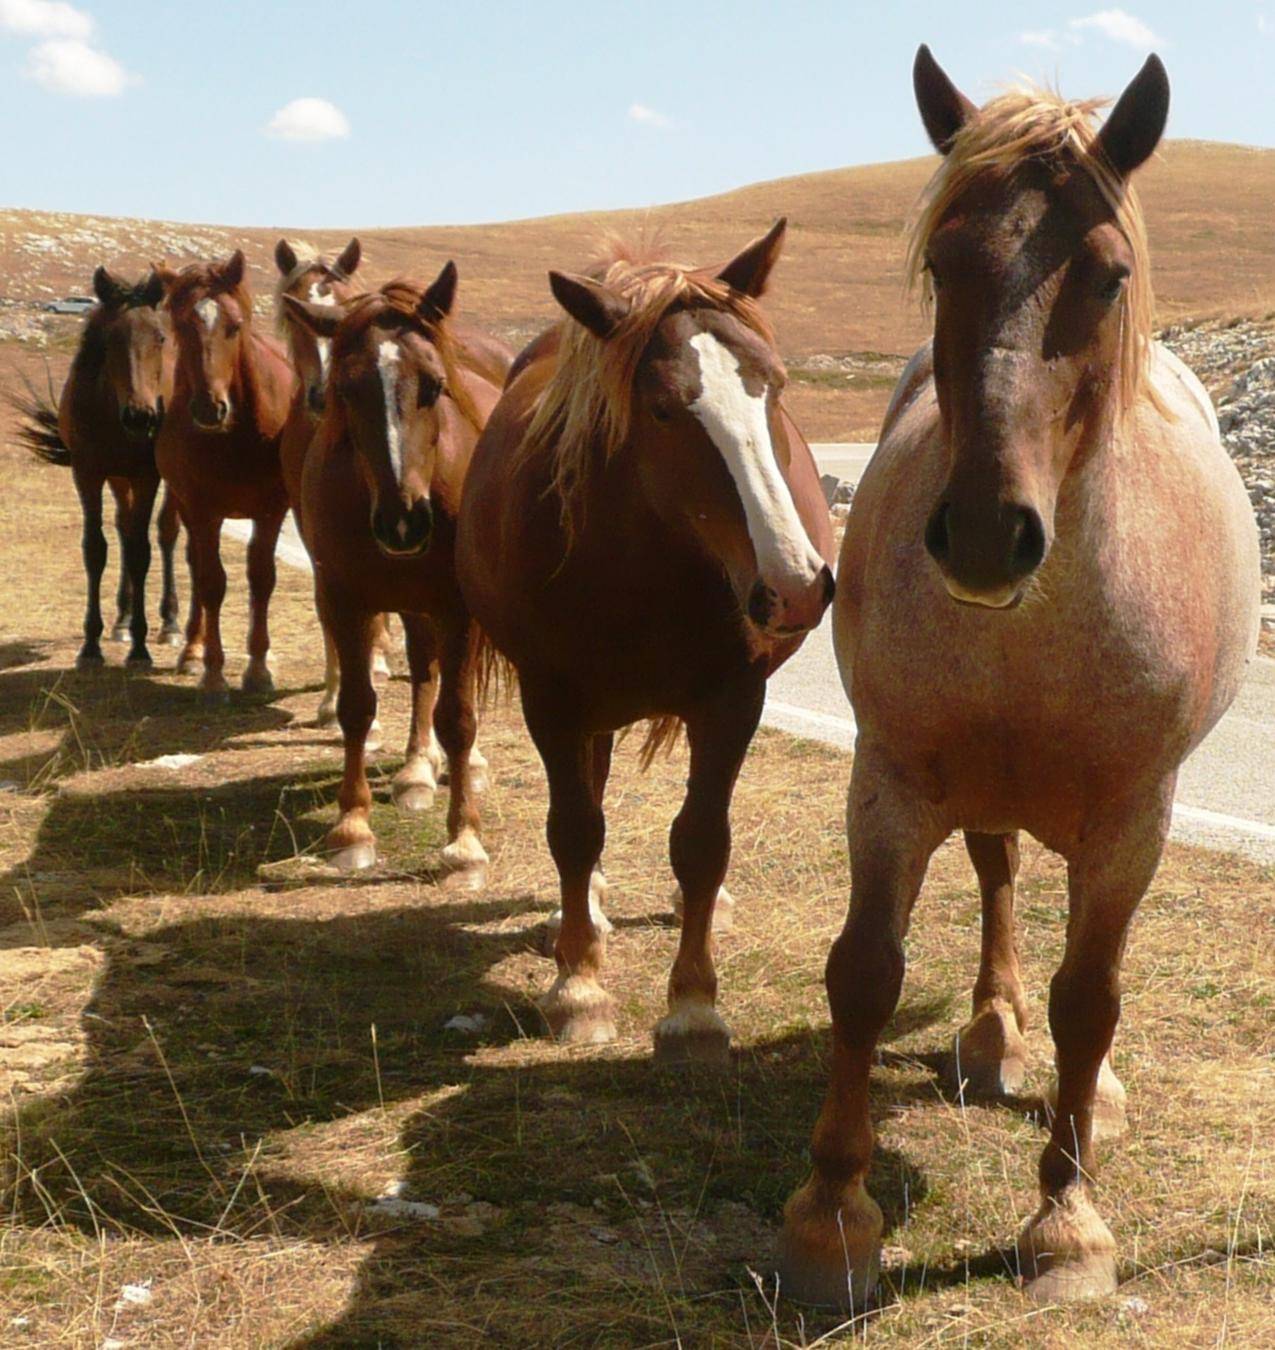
[913,44,976,154]
[548,271,630,339]
[221,249,246,289]
[152,261,178,291]
[92,266,119,307]
[418,260,458,325]
[1095,54,1170,179]
[717,217,787,298]
[281,293,343,338]
[274,239,298,276]
[335,237,361,278]
[140,270,166,309]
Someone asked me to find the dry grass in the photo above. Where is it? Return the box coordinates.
[0,354,1272,1346]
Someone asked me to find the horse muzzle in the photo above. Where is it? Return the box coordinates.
[746,564,835,637]
[120,402,162,442]
[371,497,433,557]
[191,392,233,432]
[924,497,1048,608]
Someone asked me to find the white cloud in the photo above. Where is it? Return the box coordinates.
[628,102,673,130]
[0,0,92,40]
[265,97,351,142]
[25,37,130,96]
[1018,29,1063,50]
[1068,9,1163,50]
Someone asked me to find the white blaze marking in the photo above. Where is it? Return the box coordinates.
[308,282,335,379]
[687,331,822,593]
[196,298,218,332]
[377,339,403,483]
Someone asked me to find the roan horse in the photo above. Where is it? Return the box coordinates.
[155,252,295,696]
[273,235,393,725]
[282,266,508,877]
[778,51,1260,1308]
[458,223,835,1059]
[11,267,182,667]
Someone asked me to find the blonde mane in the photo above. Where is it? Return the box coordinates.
[521,246,776,534]
[905,85,1157,418]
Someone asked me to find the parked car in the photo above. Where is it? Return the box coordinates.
[45,296,96,315]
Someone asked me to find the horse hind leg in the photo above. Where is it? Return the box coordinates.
[434,617,488,888]
[321,596,380,870]
[156,487,183,645]
[371,612,394,682]
[74,473,107,669]
[946,830,1030,1097]
[119,475,160,669]
[1017,783,1170,1303]
[243,510,284,694]
[654,681,763,1066]
[392,615,441,813]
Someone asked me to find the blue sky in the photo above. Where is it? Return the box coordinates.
[2,1,1272,227]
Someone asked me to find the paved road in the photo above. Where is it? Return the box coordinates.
[228,445,1275,862]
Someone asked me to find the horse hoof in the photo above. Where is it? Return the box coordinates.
[946,999,1028,1098]
[541,871,612,956]
[315,699,339,728]
[159,625,184,648]
[1046,1057,1127,1141]
[75,651,105,672]
[365,719,384,754]
[198,673,230,704]
[370,650,392,683]
[1018,1187,1118,1303]
[776,1176,883,1310]
[327,839,377,871]
[109,623,131,644]
[125,650,154,672]
[393,782,436,814]
[540,974,617,1044]
[441,828,489,873]
[242,664,274,695]
[653,1002,731,1066]
[175,651,203,676]
[671,883,735,935]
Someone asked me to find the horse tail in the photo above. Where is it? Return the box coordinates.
[634,715,685,772]
[5,369,70,467]
[471,623,517,706]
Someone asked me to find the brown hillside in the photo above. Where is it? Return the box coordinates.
[3,139,1273,439]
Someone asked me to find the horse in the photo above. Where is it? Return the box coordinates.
[9,267,183,668]
[273,235,395,724]
[456,222,835,1060]
[778,50,1260,1309]
[155,251,296,697]
[282,265,509,878]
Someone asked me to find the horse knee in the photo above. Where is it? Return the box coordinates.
[1048,964,1120,1064]
[826,928,904,1046]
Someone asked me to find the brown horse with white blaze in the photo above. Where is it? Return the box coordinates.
[12,267,182,667]
[778,51,1260,1308]
[156,251,295,696]
[457,223,835,1060]
[283,266,508,876]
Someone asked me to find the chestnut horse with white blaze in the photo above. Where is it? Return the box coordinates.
[457,223,835,1060]
[273,236,393,724]
[283,266,508,877]
[11,267,182,667]
[156,251,295,696]
[778,50,1260,1308]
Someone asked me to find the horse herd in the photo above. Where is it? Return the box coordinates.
[14,50,1262,1312]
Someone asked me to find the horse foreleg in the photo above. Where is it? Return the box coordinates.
[316,618,341,727]
[778,740,948,1310]
[74,472,107,669]
[119,475,160,669]
[186,516,227,698]
[1017,781,1171,1304]
[176,508,207,675]
[156,487,183,645]
[524,684,614,1043]
[654,678,764,1066]
[243,509,284,694]
[321,594,379,870]
[371,612,394,682]
[434,617,488,885]
[392,614,441,813]
[947,830,1030,1096]
[109,479,134,642]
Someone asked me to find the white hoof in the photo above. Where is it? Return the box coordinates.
[371,649,392,683]
[671,883,735,935]
[542,871,612,956]
[316,691,339,727]
[653,1000,731,1065]
[540,973,617,1044]
[441,827,489,874]
[1046,1056,1128,1142]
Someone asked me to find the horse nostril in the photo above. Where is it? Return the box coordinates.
[819,564,836,608]
[924,501,951,564]
[1010,507,1047,577]
[747,580,775,627]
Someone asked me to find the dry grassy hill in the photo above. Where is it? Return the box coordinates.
[3,139,1274,439]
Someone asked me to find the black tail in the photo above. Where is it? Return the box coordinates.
[5,367,70,467]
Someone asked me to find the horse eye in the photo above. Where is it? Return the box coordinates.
[225,322,241,338]
[1099,268,1130,304]
[418,374,443,407]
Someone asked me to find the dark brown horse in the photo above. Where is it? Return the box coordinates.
[11,267,182,668]
[155,252,295,696]
[778,51,1260,1309]
[273,236,389,724]
[283,266,508,876]
[457,223,835,1058]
